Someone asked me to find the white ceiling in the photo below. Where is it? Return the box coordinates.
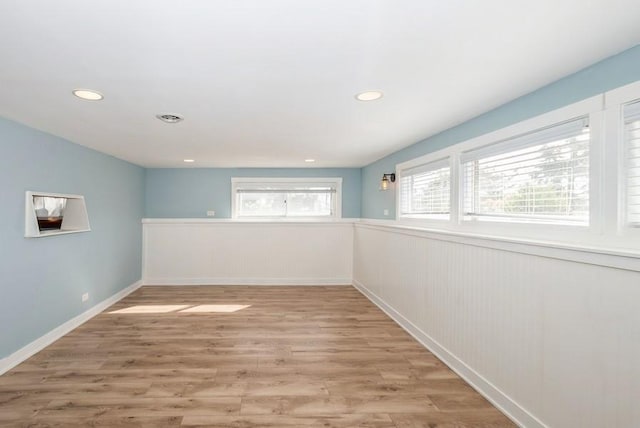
[0,1,639,168]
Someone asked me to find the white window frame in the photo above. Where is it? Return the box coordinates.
[395,95,605,244]
[623,101,640,227]
[231,177,342,220]
[455,96,604,244]
[396,153,455,224]
[604,80,640,244]
[460,116,592,226]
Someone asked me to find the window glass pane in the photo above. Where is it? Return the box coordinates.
[399,163,450,219]
[463,119,590,224]
[625,100,640,226]
[238,192,286,217]
[286,192,332,216]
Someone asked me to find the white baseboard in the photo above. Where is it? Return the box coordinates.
[143,277,352,286]
[0,280,143,376]
[352,279,545,428]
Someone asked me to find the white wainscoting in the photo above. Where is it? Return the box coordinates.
[353,222,640,428]
[143,219,353,285]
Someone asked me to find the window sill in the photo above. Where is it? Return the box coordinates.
[142,218,357,225]
[356,219,640,272]
[26,228,91,238]
[141,218,640,271]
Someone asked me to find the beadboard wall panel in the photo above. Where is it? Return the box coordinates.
[353,223,640,428]
[143,220,353,285]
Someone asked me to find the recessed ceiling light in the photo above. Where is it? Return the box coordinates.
[355,90,383,101]
[183,159,195,163]
[157,114,184,123]
[305,159,315,163]
[72,89,103,101]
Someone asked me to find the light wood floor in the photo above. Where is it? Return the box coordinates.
[0,286,516,427]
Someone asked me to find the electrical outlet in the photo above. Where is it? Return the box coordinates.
[383,209,389,216]
[206,210,216,217]
[82,293,89,302]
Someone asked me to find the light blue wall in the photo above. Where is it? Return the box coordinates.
[145,168,362,218]
[0,117,145,358]
[362,44,640,219]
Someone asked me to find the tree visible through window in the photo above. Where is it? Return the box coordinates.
[462,117,590,224]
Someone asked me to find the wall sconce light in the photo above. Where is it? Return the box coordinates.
[380,173,396,191]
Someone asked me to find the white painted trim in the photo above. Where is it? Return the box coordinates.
[230,177,345,184]
[588,109,606,235]
[604,80,640,108]
[604,81,640,241]
[230,177,343,219]
[142,218,640,270]
[356,221,640,272]
[352,279,546,428]
[0,280,143,376]
[143,278,351,286]
[142,218,357,225]
[26,229,92,238]
[141,222,148,286]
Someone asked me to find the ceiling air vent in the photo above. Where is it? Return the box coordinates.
[156,114,184,123]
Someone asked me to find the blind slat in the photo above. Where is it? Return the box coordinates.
[626,101,640,225]
[463,119,590,224]
[400,161,450,218]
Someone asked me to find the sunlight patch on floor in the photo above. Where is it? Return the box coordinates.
[108,304,252,314]
[109,305,191,314]
[180,304,251,313]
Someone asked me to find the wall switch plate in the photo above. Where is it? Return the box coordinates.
[383,209,389,216]
[206,210,216,217]
[82,293,89,302]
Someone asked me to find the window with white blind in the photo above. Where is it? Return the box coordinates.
[624,100,640,227]
[461,117,590,225]
[231,178,341,218]
[399,158,450,219]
